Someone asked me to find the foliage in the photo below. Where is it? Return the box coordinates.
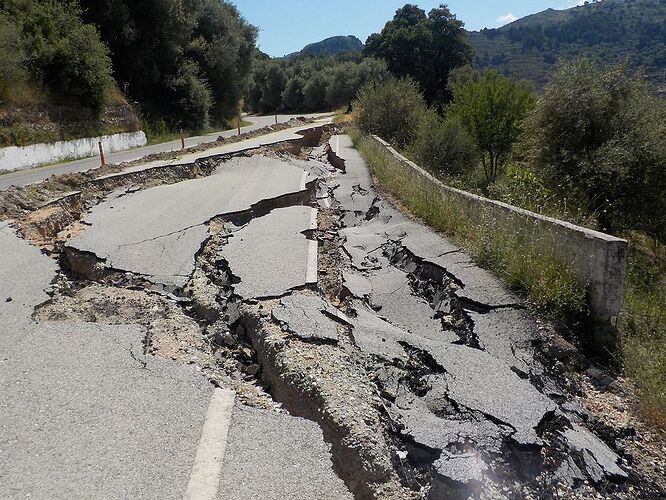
[364,3,473,105]
[408,111,478,177]
[0,14,27,99]
[1,0,114,113]
[468,0,666,92]
[523,59,666,240]
[448,69,535,185]
[80,0,257,129]
[354,77,427,149]
[246,55,390,114]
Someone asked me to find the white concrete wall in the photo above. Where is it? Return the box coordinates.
[0,131,147,172]
[370,135,628,322]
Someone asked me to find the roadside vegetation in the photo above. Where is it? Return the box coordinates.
[351,23,666,424]
[0,0,256,147]
[245,54,390,114]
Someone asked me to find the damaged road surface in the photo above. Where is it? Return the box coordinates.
[0,126,661,499]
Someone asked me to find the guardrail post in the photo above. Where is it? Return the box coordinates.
[180,129,185,150]
[98,142,105,166]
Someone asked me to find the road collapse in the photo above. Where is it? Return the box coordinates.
[4,121,661,499]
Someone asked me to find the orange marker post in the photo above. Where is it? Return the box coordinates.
[98,142,106,166]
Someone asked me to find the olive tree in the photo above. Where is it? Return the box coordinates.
[448,69,534,184]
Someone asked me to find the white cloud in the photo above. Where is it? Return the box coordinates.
[496,13,518,26]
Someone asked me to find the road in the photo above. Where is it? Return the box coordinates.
[0,113,328,190]
[0,126,637,498]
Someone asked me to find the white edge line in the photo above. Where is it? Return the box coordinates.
[299,170,308,191]
[185,388,236,500]
[306,207,318,284]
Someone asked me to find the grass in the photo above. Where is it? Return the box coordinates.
[348,127,588,324]
[348,126,665,427]
[618,249,666,426]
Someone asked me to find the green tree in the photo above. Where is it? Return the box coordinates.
[80,0,256,127]
[281,76,305,110]
[2,0,113,113]
[524,59,666,239]
[0,14,27,99]
[364,3,472,105]
[303,72,329,111]
[448,69,534,184]
[409,111,478,177]
[355,77,427,149]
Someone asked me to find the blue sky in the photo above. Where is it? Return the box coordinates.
[231,0,584,57]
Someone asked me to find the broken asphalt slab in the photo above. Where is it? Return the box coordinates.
[220,206,318,300]
[67,156,315,288]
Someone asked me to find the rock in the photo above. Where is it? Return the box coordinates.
[5,297,12,302]
[245,364,261,376]
[585,366,616,390]
[544,335,581,365]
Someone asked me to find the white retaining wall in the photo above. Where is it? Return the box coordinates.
[0,131,147,172]
[370,135,628,322]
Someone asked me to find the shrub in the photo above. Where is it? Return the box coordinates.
[523,58,666,240]
[354,77,427,149]
[0,15,27,100]
[170,60,213,130]
[448,69,535,185]
[408,111,478,177]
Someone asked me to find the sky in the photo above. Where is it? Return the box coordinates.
[231,0,585,57]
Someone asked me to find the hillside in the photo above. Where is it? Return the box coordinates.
[288,35,364,58]
[467,0,666,93]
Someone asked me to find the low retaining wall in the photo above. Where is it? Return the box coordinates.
[370,135,628,322]
[0,131,147,172]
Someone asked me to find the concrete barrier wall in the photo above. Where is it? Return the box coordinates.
[0,131,147,172]
[370,135,628,321]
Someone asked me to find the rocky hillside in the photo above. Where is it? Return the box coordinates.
[467,0,666,93]
[288,35,364,58]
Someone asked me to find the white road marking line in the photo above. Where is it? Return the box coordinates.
[306,207,318,284]
[300,170,308,191]
[185,388,235,500]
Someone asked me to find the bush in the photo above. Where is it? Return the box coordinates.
[448,69,535,185]
[170,60,213,131]
[39,23,113,112]
[0,15,27,100]
[1,0,114,113]
[354,77,427,149]
[408,111,478,177]
[523,58,666,240]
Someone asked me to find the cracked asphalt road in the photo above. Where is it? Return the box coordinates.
[0,126,651,499]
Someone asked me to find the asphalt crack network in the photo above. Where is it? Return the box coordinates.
[15,127,664,500]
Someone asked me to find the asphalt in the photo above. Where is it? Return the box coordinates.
[0,123,630,497]
[0,114,329,190]
[325,133,627,489]
[67,156,316,288]
[220,206,318,299]
[217,404,351,499]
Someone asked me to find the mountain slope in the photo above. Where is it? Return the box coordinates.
[288,35,364,58]
[466,0,666,92]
